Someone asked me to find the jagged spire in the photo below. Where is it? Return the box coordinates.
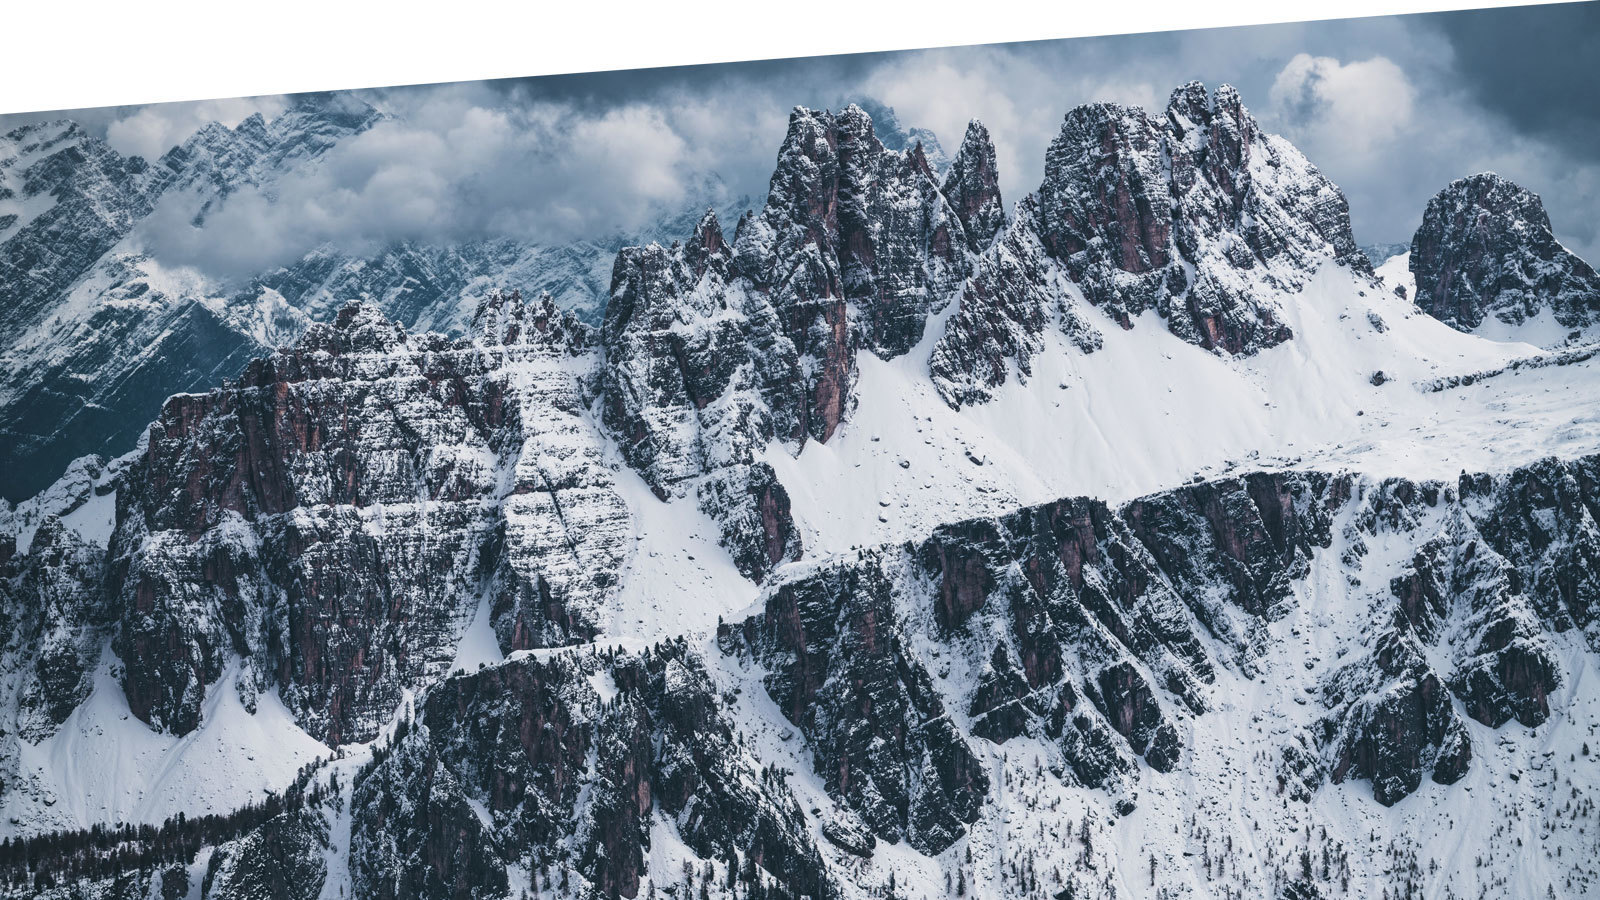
[684,206,729,277]
[940,120,1005,252]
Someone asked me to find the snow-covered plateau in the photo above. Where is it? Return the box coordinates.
[1,81,1598,900]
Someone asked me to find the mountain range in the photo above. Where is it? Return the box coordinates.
[1,80,1599,900]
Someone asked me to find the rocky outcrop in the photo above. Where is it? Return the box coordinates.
[918,494,1218,781]
[1410,173,1600,333]
[0,121,169,350]
[352,640,832,900]
[202,810,330,900]
[931,82,1371,405]
[928,194,1105,407]
[107,294,628,743]
[602,210,802,579]
[0,518,107,743]
[733,104,974,369]
[718,476,1345,836]
[1303,459,1600,805]
[722,456,1600,817]
[0,95,746,505]
[1122,471,1344,622]
[720,555,989,854]
[940,121,1006,253]
[602,104,997,577]
[351,728,508,900]
[0,508,110,811]
[1320,618,1473,806]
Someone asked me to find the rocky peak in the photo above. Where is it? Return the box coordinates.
[1165,80,1257,223]
[931,81,1371,404]
[289,300,410,357]
[469,289,591,352]
[847,97,950,172]
[596,101,982,576]
[1410,172,1600,333]
[940,120,1006,252]
[683,207,731,277]
[158,93,382,208]
[1040,82,1367,347]
[735,103,972,363]
[1037,101,1172,281]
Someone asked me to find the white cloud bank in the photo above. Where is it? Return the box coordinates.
[1269,53,1415,158]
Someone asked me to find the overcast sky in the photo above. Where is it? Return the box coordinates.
[8,2,1598,275]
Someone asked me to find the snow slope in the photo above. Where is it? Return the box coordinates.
[4,656,328,837]
[774,263,1589,557]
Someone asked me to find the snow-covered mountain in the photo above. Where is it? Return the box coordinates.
[0,95,750,505]
[2,81,1600,900]
[1394,172,1600,347]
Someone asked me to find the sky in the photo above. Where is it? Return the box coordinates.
[6,2,1598,275]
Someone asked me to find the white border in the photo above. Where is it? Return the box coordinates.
[0,0,1573,114]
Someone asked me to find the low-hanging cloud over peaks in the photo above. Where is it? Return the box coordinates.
[134,85,788,279]
[20,4,1593,282]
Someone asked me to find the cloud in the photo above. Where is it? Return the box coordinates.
[1268,53,1414,158]
[136,86,788,279]
[1430,2,1600,159]
[15,6,1590,279]
[862,45,1165,210]
[105,96,288,159]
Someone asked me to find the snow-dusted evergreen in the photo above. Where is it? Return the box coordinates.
[4,82,1600,900]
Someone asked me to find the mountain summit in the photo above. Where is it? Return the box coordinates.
[1410,171,1600,335]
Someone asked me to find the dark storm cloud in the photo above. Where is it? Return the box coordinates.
[1430,2,1600,158]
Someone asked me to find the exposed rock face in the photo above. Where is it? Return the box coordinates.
[720,456,1600,821]
[0,519,106,740]
[915,493,1221,785]
[352,640,832,900]
[931,82,1371,405]
[720,556,990,853]
[202,810,330,900]
[1410,172,1600,333]
[940,121,1006,253]
[602,105,995,576]
[730,105,972,403]
[351,730,508,900]
[602,210,802,579]
[928,194,1104,407]
[0,121,169,348]
[721,473,1345,821]
[1319,615,1474,806]
[108,294,628,743]
[1121,471,1343,623]
[1301,459,1600,806]
[1163,83,1371,349]
[0,96,747,505]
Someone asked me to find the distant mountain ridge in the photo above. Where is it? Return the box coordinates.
[0,95,760,502]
